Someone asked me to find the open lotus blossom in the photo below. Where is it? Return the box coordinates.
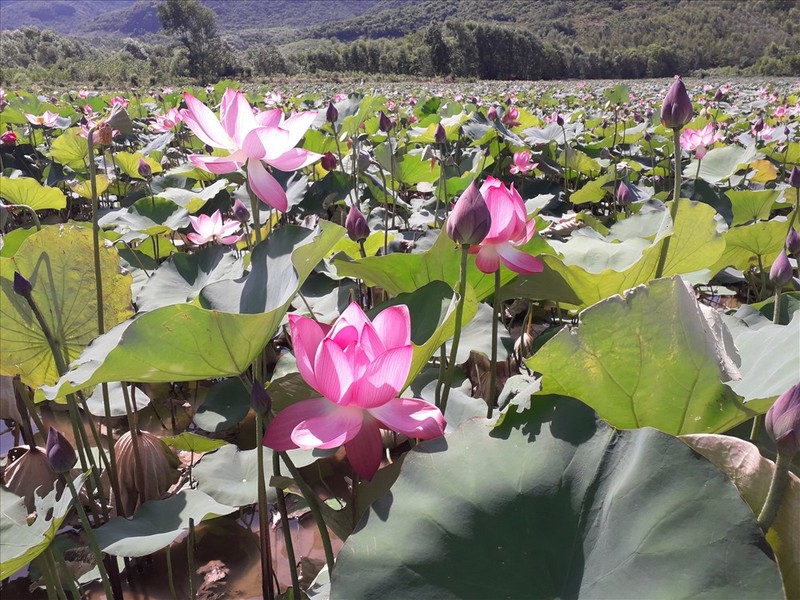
[151,108,183,133]
[263,303,445,480]
[509,150,538,175]
[470,176,543,274]
[186,210,241,245]
[502,106,521,128]
[181,88,321,212]
[24,111,60,127]
[680,123,719,157]
[110,96,128,108]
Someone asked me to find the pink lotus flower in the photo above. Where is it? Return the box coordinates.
[78,89,91,99]
[264,91,282,108]
[186,210,241,245]
[680,123,719,156]
[151,108,183,133]
[509,150,538,175]
[181,88,320,212]
[24,111,60,127]
[503,106,521,128]
[263,303,445,480]
[110,96,128,108]
[470,177,543,274]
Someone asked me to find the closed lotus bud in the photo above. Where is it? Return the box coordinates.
[46,427,77,474]
[321,151,337,171]
[789,166,800,188]
[4,446,60,511]
[753,118,764,133]
[326,101,338,124]
[113,429,179,517]
[137,157,152,178]
[643,131,652,142]
[714,88,724,102]
[93,122,113,146]
[785,126,791,138]
[487,105,498,121]
[446,182,491,246]
[0,131,17,146]
[617,181,632,205]
[434,123,447,144]
[13,272,32,297]
[786,228,800,254]
[251,379,272,416]
[346,205,370,242]
[378,111,393,132]
[232,198,250,222]
[769,250,792,287]
[660,76,693,129]
[356,149,371,173]
[556,113,564,127]
[765,382,800,456]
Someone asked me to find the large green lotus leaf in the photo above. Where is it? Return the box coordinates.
[193,376,250,432]
[681,433,800,596]
[331,398,783,599]
[570,173,614,204]
[332,229,551,301]
[0,473,89,580]
[192,445,278,507]
[527,277,754,434]
[98,196,189,236]
[154,179,230,212]
[135,246,243,311]
[48,128,89,171]
[0,226,133,390]
[558,147,601,177]
[683,143,757,183]
[726,189,782,226]
[94,489,236,557]
[509,200,724,308]
[43,223,343,399]
[392,153,440,185]
[722,306,800,404]
[711,219,789,273]
[0,227,37,258]
[0,177,67,211]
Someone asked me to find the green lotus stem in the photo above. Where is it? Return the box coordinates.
[120,382,145,514]
[39,547,62,600]
[64,474,114,600]
[52,545,82,600]
[11,203,42,231]
[757,254,768,301]
[787,187,799,242]
[188,517,197,600]
[166,546,178,600]
[246,177,262,245]
[439,244,470,416]
[435,343,446,407]
[773,288,782,325]
[655,128,683,279]
[101,382,122,518]
[272,452,300,595]
[279,451,335,575]
[375,162,390,255]
[757,446,794,532]
[488,268,501,419]
[749,415,762,443]
[255,413,275,600]
[87,127,105,336]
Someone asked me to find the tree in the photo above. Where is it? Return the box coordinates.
[156,0,223,83]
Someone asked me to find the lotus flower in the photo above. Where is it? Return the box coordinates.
[151,108,183,133]
[469,177,543,274]
[680,123,718,155]
[509,150,538,175]
[765,382,800,456]
[24,111,60,127]
[186,210,241,245]
[263,303,445,480]
[181,88,320,211]
[660,76,693,129]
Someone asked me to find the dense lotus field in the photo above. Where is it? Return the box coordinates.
[0,77,799,599]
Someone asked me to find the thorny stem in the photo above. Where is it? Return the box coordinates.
[655,128,683,278]
[439,244,470,416]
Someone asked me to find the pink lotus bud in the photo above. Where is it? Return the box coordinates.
[714,88,724,102]
[753,118,764,133]
[321,151,337,171]
[660,76,693,129]
[487,106,498,121]
[0,131,17,146]
[326,101,338,124]
[434,123,447,144]
[346,205,370,242]
[770,250,793,287]
[446,182,491,246]
[765,382,800,456]
[789,166,800,188]
[46,427,77,474]
[378,111,393,132]
[786,228,800,254]
[617,182,632,205]
[137,157,152,178]
[13,272,32,297]
[232,198,250,222]
[695,145,708,160]
[556,113,564,127]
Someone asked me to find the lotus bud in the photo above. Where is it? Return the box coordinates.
[434,123,447,144]
[785,126,791,138]
[695,145,708,160]
[356,149,371,173]
[232,198,250,222]
[4,446,60,511]
[789,166,800,188]
[0,131,17,146]
[713,88,724,102]
[786,228,800,254]
[326,101,338,123]
[753,118,764,133]
[643,131,652,142]
[556,113,564,127]
[446,182,491,246]
[46,427,77,474]
[137,157,152,178]
[346,205,370,243]
[93,121,113,146]
[765,382,800,456]
[321,151,337,171]
[251,379,272,416]
[770,250,792,287]
[660,76,693,129]
[105,103,133,134]
[617,182,632,206]
[487,105,498,121]
[13,272,32,297]
[113,430,179,517]
[378,111,393,132]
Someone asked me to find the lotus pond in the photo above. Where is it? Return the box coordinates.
[0,78,799,599]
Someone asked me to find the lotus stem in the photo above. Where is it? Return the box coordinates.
[279,451,335,574]
[246,178,262,245]
[655,128,683,278]
[439,244,470,416]
[188,518,196,600]
[272,452,300,595]
[166,546,178,600]
[52,545,82,600]
[255,413,275,600]
[488,268,501,419]
[773,288,782,325]
[39,548,62,600]
[757,446,794,532]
